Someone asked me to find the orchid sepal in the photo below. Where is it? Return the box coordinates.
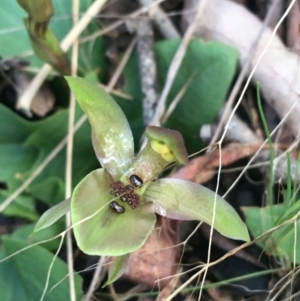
[34,198,71,233]
[103,254,130,287]
[144,179,250,242]
[65,77,134,180]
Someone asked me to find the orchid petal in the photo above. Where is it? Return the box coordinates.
[71,168,156,256]
[34,198,70,233]
[144,179,250,242]
[146,126,188,164]
[65,77,134,179]
[122,127,188,189]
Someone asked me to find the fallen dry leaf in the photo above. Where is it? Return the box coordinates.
[124,217,181,288]
[173,143,269,184]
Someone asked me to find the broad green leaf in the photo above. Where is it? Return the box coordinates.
[0,191,38,221]
[103,254,130,287]
[156,39,238,152]
[0,103,98,206]
[243,204,300,264]
[144,179,250,242]
[12,223,63,251]
[66,77,135,179]
[34,198,71,232]
[0,143,38,183]
[1,237,83,301]
[0,246,27,301]
[71,168,156,256]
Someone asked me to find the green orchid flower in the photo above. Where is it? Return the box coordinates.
[34,77,250,280]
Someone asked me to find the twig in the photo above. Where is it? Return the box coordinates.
[183,0,300,139]
[106,38,137,92]
[150,0,209,126]
[65,0,80,300]
[136,12,159,125]
[16,0,109,116]
[80,0,165,43]
[161,72,195,123]
[139,0,180,39]
[287,0,300,51]
[98,84,133,100]
[84,256,106,301]
[207,0,283,150]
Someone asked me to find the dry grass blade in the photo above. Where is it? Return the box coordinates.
[17,0,109,116]
[84,256,106,301]
[203,111,300,185]
[64,0,80,299]
[150,0,209,127]
[166,210,300,300]
[161,72,195,123]
[139,0,180,39]
[80,0,165,43]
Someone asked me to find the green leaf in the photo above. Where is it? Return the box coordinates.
[103,254,130,287]
[12,223,63,251]
[71,168,156,256]
[0,191,39,221]
[157,39,238,152]
[0,246,27,301]
[243,204,300,264]
[78,23,107,80]
[0,237,83,301]
[144,179,250,242]
[66,77,135,179]
[276,199,300,224]
[0,103,98,206]
[0,143,39,185]
[34,198,71,232]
